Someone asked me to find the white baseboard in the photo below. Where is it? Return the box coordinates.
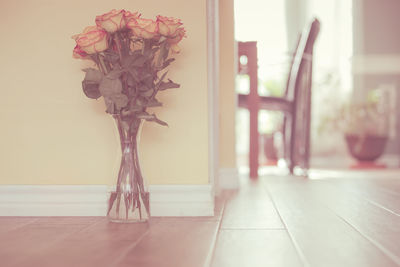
[218,168,240,191]
[150,185,214,216]
[0,184,214,217]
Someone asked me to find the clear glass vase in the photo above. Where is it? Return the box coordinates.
[107,115,150,223]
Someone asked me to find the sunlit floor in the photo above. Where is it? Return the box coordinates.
[1,172,400,267]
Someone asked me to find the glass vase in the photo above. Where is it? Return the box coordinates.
[107,114,150,223]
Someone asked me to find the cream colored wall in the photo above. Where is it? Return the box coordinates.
[219,0,237,169]
[0,0,209,185]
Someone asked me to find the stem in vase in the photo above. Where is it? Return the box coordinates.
[132,134,150,215]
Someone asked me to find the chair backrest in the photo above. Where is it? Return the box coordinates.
[285,18,320,102]
[288,18,320,171]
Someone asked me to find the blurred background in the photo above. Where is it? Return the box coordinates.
[234,0,400,174]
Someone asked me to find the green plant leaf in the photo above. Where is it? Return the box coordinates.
[81,68,103,99]
[136,112,168,127]
[148,114,169,127]
[159,41,169,62]
[157,71,168,85]
[126,73,136,87]
[106,69,124,79]
[104,98,115,114]
[140,88,154,97]
[99,78,123,97]
[144,99,162,107]
[128,69,140,83]
[138,84,148,92]
[159,80,180,91]
[111,93,129,110]
[82,68,103,82]
[131,55,148,67]
[103,51,120,64]
[121,106,142,117]
[121,54,141,68]
[136,97,146,107]
[82,81,101,99]
[136,111,153,120]
[162,58,175,69]
[153,117,168,127]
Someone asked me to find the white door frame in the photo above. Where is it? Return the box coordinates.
[207,0,220,195]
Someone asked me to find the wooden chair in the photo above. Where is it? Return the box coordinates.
[238,18,320,176]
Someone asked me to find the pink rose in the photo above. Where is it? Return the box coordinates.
[167,28,186,44]
[170,44,181,54]
[156,15,183,37]
[72,45,89,59]
[127,18,158,39]
[123,11,141,24]
[95,9,126,33]
[72,26,108,54]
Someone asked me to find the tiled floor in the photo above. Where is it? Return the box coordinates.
[1,173,400,267]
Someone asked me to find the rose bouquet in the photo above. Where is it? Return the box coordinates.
[72,9,185,222]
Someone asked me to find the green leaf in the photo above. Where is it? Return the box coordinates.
[153,117,168,127]
[106,69,124,79]
[148,114,169,127]
[136,112,153,120]
[81,68,103,99]
[82,81,101,99]
[162,58,175,69]
[121,54,140,68]
[131,55,147,67]
[128,69,140,83]
[82,68,103,83]
[138,84,148,92]
[136,112,168,127]
[144,47,159,58]
[157,71,168,85]
[111,93,129,110]
[104,98,115,114]
[126,73,136,87]
[143,75,154,88]
[99,78,123,97]
[144,99,162,107]
[140,88,154,98]
[121,106,142,117]
[159,80,180,91]
[159,41,169,62]
[103,51,119,64]
[136,97,146,107]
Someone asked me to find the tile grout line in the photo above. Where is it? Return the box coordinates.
[311,181,400,267]
[336,182,400,218]
[110,220,156,267]
[0,217,41,234]
[219,227,286,230]
[329,205,400,266]
[366,199,400,217]
[203,197,228,267]
[262,179,311,267]
[8,217,106,267]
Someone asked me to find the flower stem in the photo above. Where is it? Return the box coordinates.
[114,33,123,60]
[98,55,108,75]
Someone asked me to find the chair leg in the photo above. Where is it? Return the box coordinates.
[290,114,298,175]
[285,116,295,174]
[282,117,288,161]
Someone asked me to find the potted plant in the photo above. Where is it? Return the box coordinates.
[327,88,390,163]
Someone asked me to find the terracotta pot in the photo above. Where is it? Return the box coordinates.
[345,134,388,162]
